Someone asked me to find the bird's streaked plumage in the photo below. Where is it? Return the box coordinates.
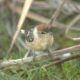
[25,23,54,51]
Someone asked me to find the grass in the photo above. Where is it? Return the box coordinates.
[0,59,80,80]
[0,0,80,79]
[0,19,80,80]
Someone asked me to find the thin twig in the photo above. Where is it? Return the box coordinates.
[0,44,80,69]
[16,0,80,14]
[26,54,80,72]
[1,0,80,14]
[65,15,80,42]
[41,54,80,69]
[47,0,66,28]
[24,49,32,58]
[8,3,80,31]
[11,0,17,31]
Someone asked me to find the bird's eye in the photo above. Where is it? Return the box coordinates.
[41,32,46,34]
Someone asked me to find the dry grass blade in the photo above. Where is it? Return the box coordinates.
[48,0,66,28]
[8,0,33,54]
[65,15,80,42]
[8,3,80,31]
[0,44,80,69]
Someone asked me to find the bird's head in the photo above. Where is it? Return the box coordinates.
[21,23,52,41]
[21,28,34,42]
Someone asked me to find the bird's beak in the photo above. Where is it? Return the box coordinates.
[21,29,25,34]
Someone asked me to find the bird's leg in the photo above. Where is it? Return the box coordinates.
[47,49,53,59]
[32,50,37,61]
[24,49,32,58]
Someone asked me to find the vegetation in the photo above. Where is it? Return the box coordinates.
[0,0,80,80]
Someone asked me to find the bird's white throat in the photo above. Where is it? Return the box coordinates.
[33,27,39,39]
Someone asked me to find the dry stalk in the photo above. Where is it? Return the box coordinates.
[8,3,80,31]
[65,15,80,42]
[8,0,33,54]
[0,44,80,69]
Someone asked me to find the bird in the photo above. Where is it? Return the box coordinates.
[24,24,72,60]
[21,23,54,58]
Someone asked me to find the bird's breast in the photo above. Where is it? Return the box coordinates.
[26,33,54,51]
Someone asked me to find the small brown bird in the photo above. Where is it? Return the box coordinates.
[24,24,72,59]
[25,24,54,52]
